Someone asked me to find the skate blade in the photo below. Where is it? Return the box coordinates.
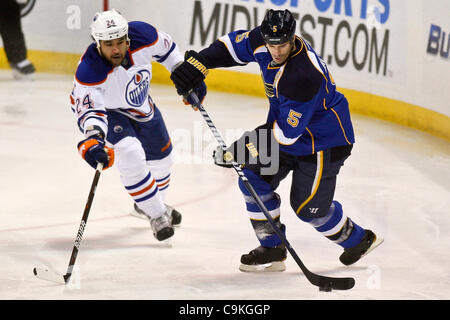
[362,235,384,259]
[12,69,35,81]
[160,237,173,248]
[239,261,286,272]
[131,210,181,228]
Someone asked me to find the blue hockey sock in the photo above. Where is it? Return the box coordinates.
[250,218,285,247]
[238,168,285,247]
[305,201,365,249]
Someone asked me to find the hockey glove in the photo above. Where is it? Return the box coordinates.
[77,128,114,170]
[182,81,207,110]
[213,145,235,168]
[170,50,209,97]
[213,123,279,175]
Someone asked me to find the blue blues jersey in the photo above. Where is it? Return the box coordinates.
[199,27,355,156]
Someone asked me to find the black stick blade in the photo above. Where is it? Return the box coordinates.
[315,275,355,291]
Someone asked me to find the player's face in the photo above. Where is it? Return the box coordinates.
[266,41,293,64]
[100,37,129,66]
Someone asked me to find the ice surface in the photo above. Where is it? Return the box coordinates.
[0,70,449,300]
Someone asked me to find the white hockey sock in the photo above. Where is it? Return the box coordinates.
[115,137,166,218]
[123,170,166,219]
[146,153,173,202]
[154,173,170,201]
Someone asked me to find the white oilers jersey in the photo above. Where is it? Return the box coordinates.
[70,21,183,137]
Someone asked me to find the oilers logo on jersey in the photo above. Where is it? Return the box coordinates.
[71,21,184,135]
[126,70,150,107]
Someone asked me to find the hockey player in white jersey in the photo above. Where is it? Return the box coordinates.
[70,10,205,241]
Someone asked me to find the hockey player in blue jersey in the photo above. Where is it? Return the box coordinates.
[171,9,382,271]
[71,10,205,242]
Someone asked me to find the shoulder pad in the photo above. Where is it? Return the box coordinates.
[75,43,112,85]
[278,49,323,102]
[128,21,158,51]
[248,26,266,52]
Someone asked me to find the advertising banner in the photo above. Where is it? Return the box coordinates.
[1,0,448,138]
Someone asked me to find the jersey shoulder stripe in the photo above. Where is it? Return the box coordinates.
[128,21,158,53]
[75,43,113,86]
[74,22,158,85]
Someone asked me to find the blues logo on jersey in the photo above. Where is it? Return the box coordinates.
[197,26,355,156]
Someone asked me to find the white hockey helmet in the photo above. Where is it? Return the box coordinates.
[90,9,129,47]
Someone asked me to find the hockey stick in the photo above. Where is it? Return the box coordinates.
[189,93,355,291]
[33,162,103,284]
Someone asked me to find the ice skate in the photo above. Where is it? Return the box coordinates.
[239,244,287,272]
[339,229,384,266]
[132,203,181,227]
[165,204,182,226]
[150,213,174,241]
[10,60,35,80]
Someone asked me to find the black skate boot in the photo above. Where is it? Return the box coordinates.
[150,214,174,241]
[339,229,383,265]
[239,244,287,272]
[165,204,182,226]
[132,203,181,227]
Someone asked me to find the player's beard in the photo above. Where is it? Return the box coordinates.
[109,53,125,67]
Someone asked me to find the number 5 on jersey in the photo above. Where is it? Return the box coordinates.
[287,110,302,127]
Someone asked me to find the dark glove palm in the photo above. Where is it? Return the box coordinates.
[212,123,278,174]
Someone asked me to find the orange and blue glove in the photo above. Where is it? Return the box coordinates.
[77,128,114,170]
